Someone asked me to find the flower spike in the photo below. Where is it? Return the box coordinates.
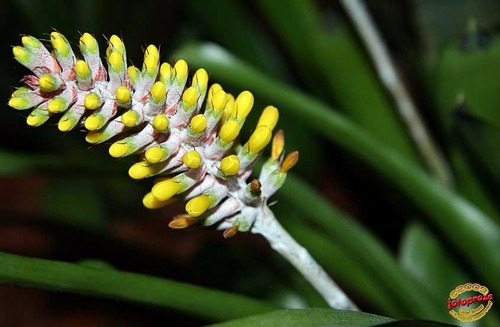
[8,32,298,236]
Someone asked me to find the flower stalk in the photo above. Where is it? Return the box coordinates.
[253,205,359,311]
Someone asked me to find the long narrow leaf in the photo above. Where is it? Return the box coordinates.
[209,309,393,327]
[431,31,500,220]
[0,251,278,321]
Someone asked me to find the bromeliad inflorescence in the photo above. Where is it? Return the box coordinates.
[9,32,299,237]
[9,32,358,310]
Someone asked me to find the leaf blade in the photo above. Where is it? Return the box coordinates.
[0,251,278,321]
[209,308,393,327]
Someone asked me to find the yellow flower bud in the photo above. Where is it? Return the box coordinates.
[183,151,202,169]
[185,195,212,217]
[247,126,272,154]
[190,114,207,133]
[220,155,240,175]
[152,114,169,131]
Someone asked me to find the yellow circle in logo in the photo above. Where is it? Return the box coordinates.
[448,283,493,322]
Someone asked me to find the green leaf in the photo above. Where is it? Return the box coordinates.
[431,30,500,219]
[254,0,325,95]
[453,108,500,194]
[312,28,420,163]
[377,322,459,327]
[77,259,116,270]
[399,222,470,299]
[174,42,500,297]
[208,308,393,327]
[189,0,287,79]
[0,251,278,321]
[413,0,500,63]
[447,145,500,221]
[43,178,107,231]
[0,150,60,175]
[446,107,500,222]
[434,31,500,131]
[257,0,420,163]
[0,150,130,175]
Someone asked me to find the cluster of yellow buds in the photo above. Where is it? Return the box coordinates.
[9,32,298,237]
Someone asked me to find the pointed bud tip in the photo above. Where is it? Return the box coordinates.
[109,35,124,54]
[281,151,299,173]
[258,106,279,131]
[21,36,41,49]
[50,32,70,56]
[80,33,98,53]
[208,83,223,102]
[84,115,103,131]
[271,130,285,160]
[211,90,227,112]
[12,46,31,64]
[223,225,239,239]
[160,62,172,82]
[143,45,159,72]
[168,215,198,229]
[108,51,124,71]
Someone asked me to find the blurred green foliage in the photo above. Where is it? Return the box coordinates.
[2,0,500,326]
